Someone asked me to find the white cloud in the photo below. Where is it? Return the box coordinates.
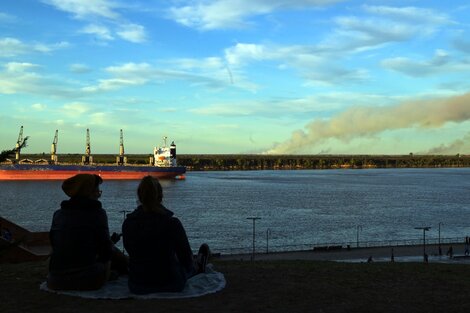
[69,63,92,73]
[80,24,114,40]
[168,0,345,30]
[62,103,90,115]
[82,78,145,93]
[225,43,268,66]
[0,37,28,57]
[116,23,146,43]
[42,0,119,20]
[219,4,455,86]
[31,103,47,111]
[0,63,43,94]
[43,0,147,44]
[82,61,241,93]
[4,62,40,72]
[191,92,378,118]
[33,41,70,53]
[90,112,107,125]
[381,50,470,77]
[362,5,450,25]
[0,37,69,57]
[0,62,84,97]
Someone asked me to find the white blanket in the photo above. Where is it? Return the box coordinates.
[40,265,225,299]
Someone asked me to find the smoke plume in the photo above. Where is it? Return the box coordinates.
[425,133,470,155]
[266,92,470,154]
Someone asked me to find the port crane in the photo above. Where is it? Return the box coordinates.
[15,126,24,161]
[116,129,127,165]
[81,128,93,165]
[50,130,58,164]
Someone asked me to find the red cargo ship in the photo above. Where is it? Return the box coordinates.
[0,129,186,181]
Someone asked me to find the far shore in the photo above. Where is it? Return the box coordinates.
[10,153,470,171]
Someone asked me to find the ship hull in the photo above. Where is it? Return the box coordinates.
[0,164,186,181]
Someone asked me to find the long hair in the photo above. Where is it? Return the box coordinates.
[137,176,163,212]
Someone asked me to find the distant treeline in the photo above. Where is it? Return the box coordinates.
[19,153,470,170]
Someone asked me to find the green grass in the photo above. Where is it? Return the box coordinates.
[1,259,470,313]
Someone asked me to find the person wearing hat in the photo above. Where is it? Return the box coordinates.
[47,174,127,290]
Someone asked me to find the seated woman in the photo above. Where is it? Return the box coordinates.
[47,174,128,291]
[122,176,209,294]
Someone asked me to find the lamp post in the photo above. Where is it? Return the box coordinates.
[266,228,271,254]
[247,217,261,261]
[415,226,431,262]
[438,222,443,255]
[120,210,129,223]
[356,225,363,248]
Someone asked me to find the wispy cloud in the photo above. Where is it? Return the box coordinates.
[362,5,450,25]
[80,24,114,40]
[62,102,90,115]
[168,0,344,30]
[266,92,470,154]
[0,11,16,22]
[31,103,47,111]
[42,0,120,19]
[221,5,453,85]
[191,92,392,118]
[69,63,92,73]
[116,23,146,43]
[81,60,241,93]
[0,62,82,97]
[381,49,470,77]
[0,37,69,57]
[43,0,146,44]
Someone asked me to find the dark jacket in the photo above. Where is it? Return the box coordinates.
[49,197,113,272]
[122,205,195,293]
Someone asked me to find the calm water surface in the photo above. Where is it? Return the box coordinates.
[1,168,470,253]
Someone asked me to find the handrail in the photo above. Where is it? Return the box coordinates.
[212,236,466,255]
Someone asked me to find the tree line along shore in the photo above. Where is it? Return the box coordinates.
[18,153,470,170]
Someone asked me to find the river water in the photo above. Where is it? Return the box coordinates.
[1,168,470,253]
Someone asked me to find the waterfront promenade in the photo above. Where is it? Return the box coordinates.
[220,243,469,263]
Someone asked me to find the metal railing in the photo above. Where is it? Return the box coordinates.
[213,236,466,255]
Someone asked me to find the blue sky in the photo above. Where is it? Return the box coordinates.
[1,0,470,155]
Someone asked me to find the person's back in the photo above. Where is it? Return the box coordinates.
[123,204,194,293]
[49,196,112,271]
[47,174,115,291]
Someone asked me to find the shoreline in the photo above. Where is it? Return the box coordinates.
[10,153,470,171]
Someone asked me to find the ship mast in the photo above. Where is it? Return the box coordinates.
[15,126,23,161]
[81,128,93,165]
[50,130,58,164]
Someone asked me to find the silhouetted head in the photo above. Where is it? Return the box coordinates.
[137,176,163,212]
[62,174,103,199]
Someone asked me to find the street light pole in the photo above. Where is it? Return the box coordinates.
[415,226,431,263]
[438,222,443,255]
[266,228,271,254]
[247,217,261,261]
[120,210,129,223]
[356,225,363,248]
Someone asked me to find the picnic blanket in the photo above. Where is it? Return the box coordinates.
[40,265,225,299]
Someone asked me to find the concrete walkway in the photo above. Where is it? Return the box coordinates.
[219,243,470,263]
